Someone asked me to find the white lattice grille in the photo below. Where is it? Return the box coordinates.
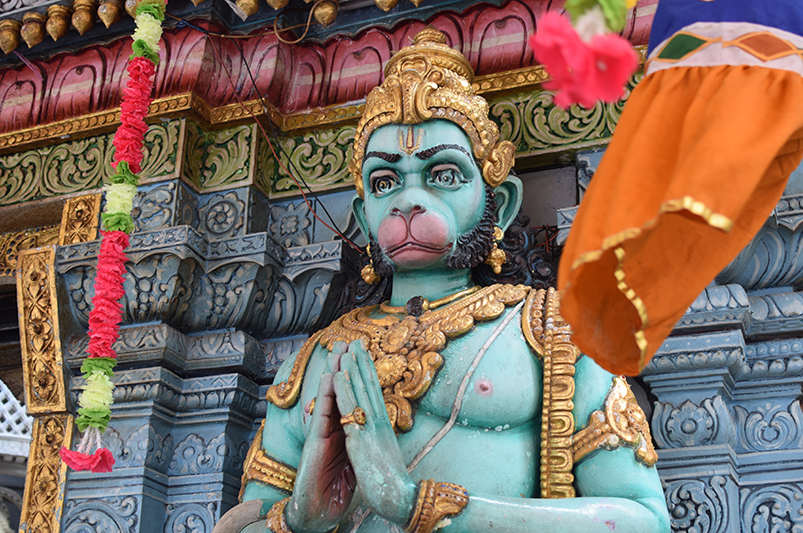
[0,379,32,457]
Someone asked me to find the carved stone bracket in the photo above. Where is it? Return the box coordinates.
[0,225,59,277]
[56,225,285,335]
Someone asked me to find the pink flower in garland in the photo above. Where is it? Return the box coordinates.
[60,447,115,473]
[529,11,638,109]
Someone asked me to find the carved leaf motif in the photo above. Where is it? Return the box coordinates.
[664,476,728,533]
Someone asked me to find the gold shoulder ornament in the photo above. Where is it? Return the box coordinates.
[572,376,659,467]
[266,284,529,433]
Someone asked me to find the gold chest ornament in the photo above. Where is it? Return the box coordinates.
[267,284,529,433]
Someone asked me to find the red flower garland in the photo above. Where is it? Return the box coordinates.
[112,57,157,174]
[86,231,130,360]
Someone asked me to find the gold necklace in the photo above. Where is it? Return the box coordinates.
[267,283,529,433]
[378,286,480,315]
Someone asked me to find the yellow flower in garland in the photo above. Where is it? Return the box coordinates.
[104,183,138,215]
[79,371,115,410]
[132,13,163,52]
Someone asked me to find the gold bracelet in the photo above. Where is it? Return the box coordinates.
[404,480,469,533]
[265,498,293,533]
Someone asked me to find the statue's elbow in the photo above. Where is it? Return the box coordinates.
[637,496,671,533]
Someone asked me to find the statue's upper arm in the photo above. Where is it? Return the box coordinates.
[571,357,664,501]
[260,350,308,467]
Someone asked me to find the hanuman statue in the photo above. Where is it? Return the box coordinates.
[214,28,671,533]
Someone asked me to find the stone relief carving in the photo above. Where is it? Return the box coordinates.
[734,401,803,453]
[664,477,729,533]
[269,201,312,247]
[653,397,735,449]
[740,484,803,533]
[164,502,217,533]
[63,496,140,533]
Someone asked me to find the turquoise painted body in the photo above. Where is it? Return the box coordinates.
[241,121,671,533]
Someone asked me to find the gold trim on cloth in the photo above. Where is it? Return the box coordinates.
[572,377,658,467]
[523,287,578,499]
[567,195,734,365]
[266,284,529,434]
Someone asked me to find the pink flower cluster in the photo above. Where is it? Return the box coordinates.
[86,231,130,360]
[113,57,157,174]
[529,12,638,109]
[59,447,115,473]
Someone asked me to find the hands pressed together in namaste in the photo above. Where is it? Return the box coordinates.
[285,340,418,532]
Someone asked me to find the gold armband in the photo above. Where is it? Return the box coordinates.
[266,498,292,533]
[242,441,297,495]
[404,480,469,533]
[572,376,658,467]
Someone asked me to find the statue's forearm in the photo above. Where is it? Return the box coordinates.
[443,494,670,533]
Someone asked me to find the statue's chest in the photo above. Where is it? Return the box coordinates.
[415,317,542,429]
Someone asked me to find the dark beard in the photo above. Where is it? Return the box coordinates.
[369,185,497,276]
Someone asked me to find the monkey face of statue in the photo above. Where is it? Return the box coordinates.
[352,120,490,271]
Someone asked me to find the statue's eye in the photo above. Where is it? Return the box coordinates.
[429,164,463,189]
[369,171,399,196]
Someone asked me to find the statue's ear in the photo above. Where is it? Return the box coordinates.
[493,175,523,232]
[351,194,372,241]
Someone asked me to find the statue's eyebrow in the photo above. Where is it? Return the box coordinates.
[364,151,402,163]
[415,144,472,160]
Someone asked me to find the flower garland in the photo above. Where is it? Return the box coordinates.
[529,0,640,109]
[59,0,167,474]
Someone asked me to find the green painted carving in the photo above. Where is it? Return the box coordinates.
[255,135,276,197]
[270,126,356,196]
[488,73,642,158]
[139,119,182,182]
[0,119,182,207]
[183,122,254,191]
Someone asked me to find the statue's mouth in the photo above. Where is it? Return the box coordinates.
[385,241,452,257]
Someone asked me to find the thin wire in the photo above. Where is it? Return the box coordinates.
[229,36,354,250]
[205,33,361,251]
[273,1,320,44]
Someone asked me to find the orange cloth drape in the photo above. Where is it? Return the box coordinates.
[558,65,803,375]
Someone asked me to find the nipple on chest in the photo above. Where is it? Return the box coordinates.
[474,378,493,397]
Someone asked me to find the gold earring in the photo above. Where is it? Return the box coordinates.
[361,244,381,284]
[484,227,506,275]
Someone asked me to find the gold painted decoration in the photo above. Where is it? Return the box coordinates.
[267,284,528,433]
[374,0,398,12]
[404,479,469,533]
[59,193,102,245]
[266,330,324,409]
[98,0,123,28]
[21,12,47,49]
[0,226,59,277]
[19,414,73,533]
[572,376,659,467]
[240,420,266,501]
[312,0,338,27]
[523,287,578,499]
[349,28,515,197]
[46,5,72,41]
[236,0,259,18]
[240,427,298,497]
[17,247,67,414]
[71,0,98,36]
[0,19,21,55]
[265,498,293,533]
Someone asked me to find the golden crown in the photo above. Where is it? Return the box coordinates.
[349,28,515,197]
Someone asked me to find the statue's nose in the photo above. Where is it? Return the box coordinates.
[391,202,425,218]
